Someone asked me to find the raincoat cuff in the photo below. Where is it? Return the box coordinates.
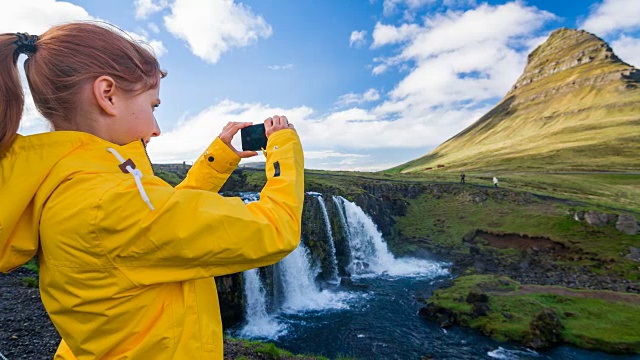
[264,129,304,168]
[202,137,241,174]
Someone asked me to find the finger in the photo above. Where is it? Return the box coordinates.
[237,150,259,158]
[272,115,282,126]
[288,122,295,129]
[280,115,288,125]
[264,117,273,127]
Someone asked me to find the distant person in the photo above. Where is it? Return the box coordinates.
[0,22,304,359]
[460,173,466,184]
[493,176,499,188]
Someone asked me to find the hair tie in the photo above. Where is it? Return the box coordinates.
[14,33,39,56]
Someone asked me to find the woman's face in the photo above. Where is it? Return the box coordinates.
[112,85,162,146]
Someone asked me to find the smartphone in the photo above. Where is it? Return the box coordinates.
[241,123,268,151]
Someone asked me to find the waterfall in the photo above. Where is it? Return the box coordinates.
[238,192,446,340]
[333,196,448,278]
[238,269,285,338]
[276,244,351,312]
[315,195,340,284]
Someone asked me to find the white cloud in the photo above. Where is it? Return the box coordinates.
[268,64,294,70]
[135,0,170,19]
[372,2,555,117]
[17,68,51,136]
[611,35,640,67]
[146,98,486,170]
[0,0,92,34]
[580,0,640,36]
[304,150,368,160]
[336,89,381,107]
[130,31,168,57]
[164,0,272,64]
[371,22,421,48]
[350,30,367,47]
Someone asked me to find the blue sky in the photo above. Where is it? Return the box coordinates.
[5,0,640,170]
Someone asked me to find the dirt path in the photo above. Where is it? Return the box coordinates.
[512,285,640,303]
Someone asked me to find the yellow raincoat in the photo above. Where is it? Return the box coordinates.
[0,129,304,359]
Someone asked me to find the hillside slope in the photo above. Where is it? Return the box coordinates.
[393,28,640,173]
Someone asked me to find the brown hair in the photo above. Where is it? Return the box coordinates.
[0,22,167,152]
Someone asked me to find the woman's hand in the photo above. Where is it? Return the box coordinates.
[218,122,258,158]
[264,115,295,138]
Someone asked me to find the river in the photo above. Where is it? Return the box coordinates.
[230,193,640,360]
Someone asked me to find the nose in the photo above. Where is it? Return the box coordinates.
[152,119,161,137]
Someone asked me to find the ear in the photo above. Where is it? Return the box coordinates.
[92,76,118,116]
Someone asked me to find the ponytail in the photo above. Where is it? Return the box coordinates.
[0,34,25,153]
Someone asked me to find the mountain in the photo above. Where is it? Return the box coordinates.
[391,28,640,173]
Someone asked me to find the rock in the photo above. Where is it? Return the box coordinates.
[584,211,612,226]
[524,308,564,349]
[465,291,489,304]
[616,214,639,235]
[471,302,490,318]
[465,291,490,318]
[574,211,585,221]
[626,247,640,262]
[419,303,457,328]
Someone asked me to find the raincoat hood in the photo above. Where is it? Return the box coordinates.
[0,131,151,273]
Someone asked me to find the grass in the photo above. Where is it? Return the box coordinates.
[225,337,330,360]
[394,182,639,279]
[20,277,38,288]
[22,257,39,273]
[428,275,640,353]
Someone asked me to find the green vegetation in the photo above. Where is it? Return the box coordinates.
[155,170,182,187]
[20,277,38,288]
[22,257,39,273]
[394,178,639,279]
[224,338,329,359]
[428,275,640,353]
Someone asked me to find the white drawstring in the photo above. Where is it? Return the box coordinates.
[106,147,155,211]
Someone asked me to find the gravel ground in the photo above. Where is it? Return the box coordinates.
[0,268,318,360]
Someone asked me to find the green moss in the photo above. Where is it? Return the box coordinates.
[429,275,640,353]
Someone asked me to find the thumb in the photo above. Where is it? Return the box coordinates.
[237,150,259,158]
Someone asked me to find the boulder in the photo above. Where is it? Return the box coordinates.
[616,214,639,235]
[584,211,616,227]
[524,308,564,349]
[626,247,640,262]
[419,303,457,328]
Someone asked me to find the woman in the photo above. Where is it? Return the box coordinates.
[0,22,304,359]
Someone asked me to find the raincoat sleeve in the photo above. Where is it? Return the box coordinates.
[96,129,304,286]
[174,137,240,192]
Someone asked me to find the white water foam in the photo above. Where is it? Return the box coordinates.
[239,269,286,339]
[488,347,540,359]
[315,195,340,284]
[277,244,354,312]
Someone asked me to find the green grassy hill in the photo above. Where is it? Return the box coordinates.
[390,28,640,174]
